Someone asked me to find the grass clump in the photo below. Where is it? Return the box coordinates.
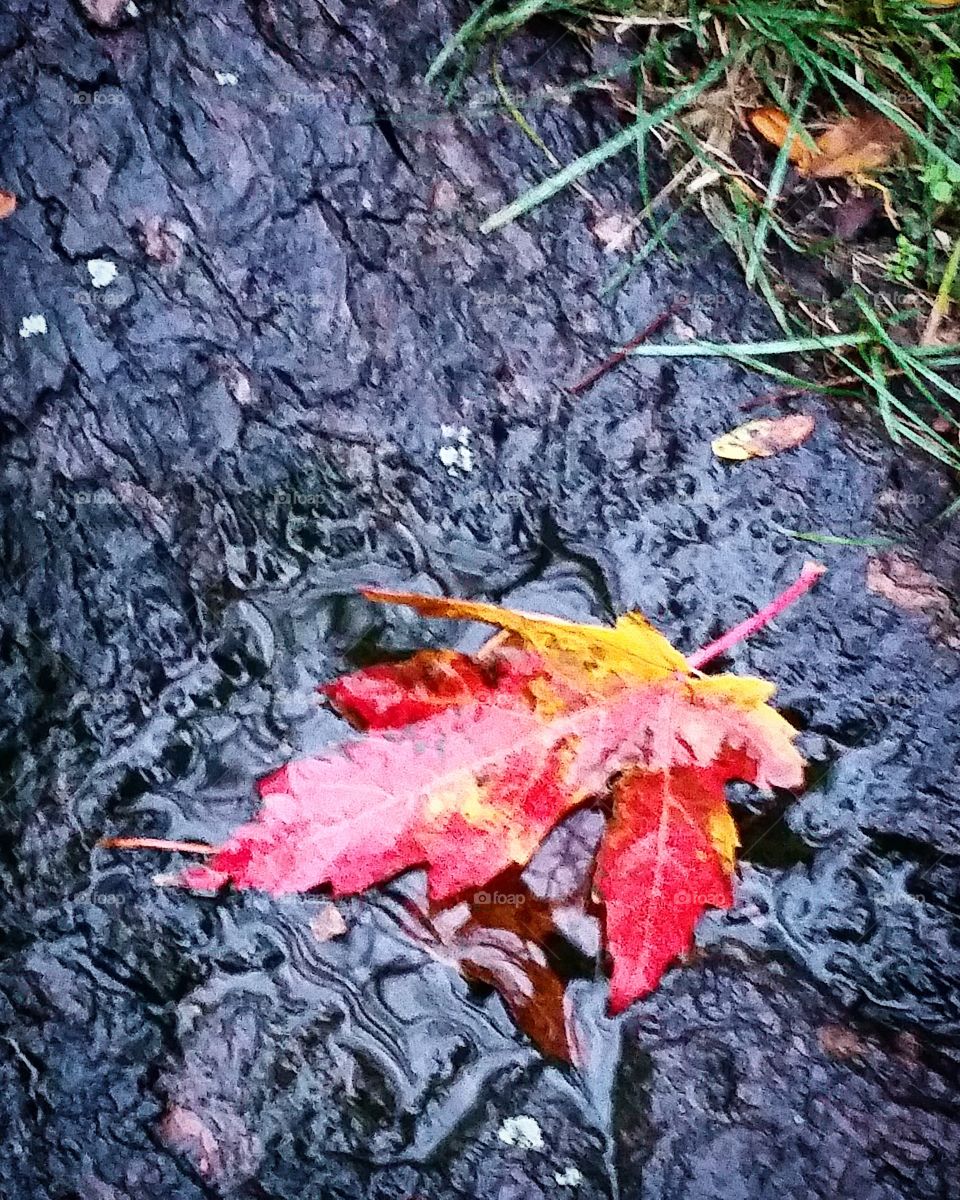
[428,0,960,475]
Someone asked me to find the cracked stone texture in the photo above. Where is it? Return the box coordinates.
[1,0,959,1197]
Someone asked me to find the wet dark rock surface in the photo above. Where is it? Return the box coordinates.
[1,1,960,1196]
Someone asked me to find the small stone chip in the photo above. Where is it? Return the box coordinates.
[593,211,634,253]
[497,1115,544,1151]
[87,258,118,289]
[215,71,240,87]
[555,1166,584,1187]
[438,425,474,474]
[19,313,47,338]
[79,0,125,27]
[309,903,348,942]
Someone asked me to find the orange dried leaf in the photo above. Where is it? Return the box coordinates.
[750,106,904,180]
[748,106,814,172]
[0,190,16,220]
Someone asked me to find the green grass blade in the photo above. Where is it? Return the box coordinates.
[772,524,900,548]
[480,49,739,234]
[747,79,812,288]
[482,0,561,35]
[625,331,874,358]
[866,347,903,444]
[872,49,960,139]
[425,0,500,85]
[853,294,960,424]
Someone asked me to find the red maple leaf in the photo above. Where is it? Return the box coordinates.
[103,564,823,1017]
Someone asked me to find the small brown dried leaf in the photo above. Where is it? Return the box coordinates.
[818,1023,866,1061]
[712,414,815,461]
[430,178,458,213]
[158,1106,223,1180]
[137,215,187,265]
[867,553,960,648]
[0,190,16,220]
[748,107,905,179]
[807,115,906,179]
[157,1102,260,1187]
[833,195,878,242]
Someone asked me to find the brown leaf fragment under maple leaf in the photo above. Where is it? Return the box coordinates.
[405,869,580,1061]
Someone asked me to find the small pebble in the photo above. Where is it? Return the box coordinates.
[555,1166,583,1187]
[87,258,118,289]
[497,1115,544,1151]
[438,424,474,474]
[310,903,347,943]
[214,71,239,87]
[19,313,47,338]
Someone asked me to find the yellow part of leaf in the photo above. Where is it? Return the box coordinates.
[712,414,815,460]
[690,674,777,708]
[693,673,802,760]
[363,588,690,683]
[707,800,739,871]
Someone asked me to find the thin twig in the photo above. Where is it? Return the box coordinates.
[567,297,689,395]
[741,385,810,410]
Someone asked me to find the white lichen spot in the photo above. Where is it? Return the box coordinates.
[555,1166,584,1187]
[214,70,240,87]
[125,1,140,14]
[438,424,473,474]
[19,313,47,338]
[87,258,118,289]
[497,1115,544,1151]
